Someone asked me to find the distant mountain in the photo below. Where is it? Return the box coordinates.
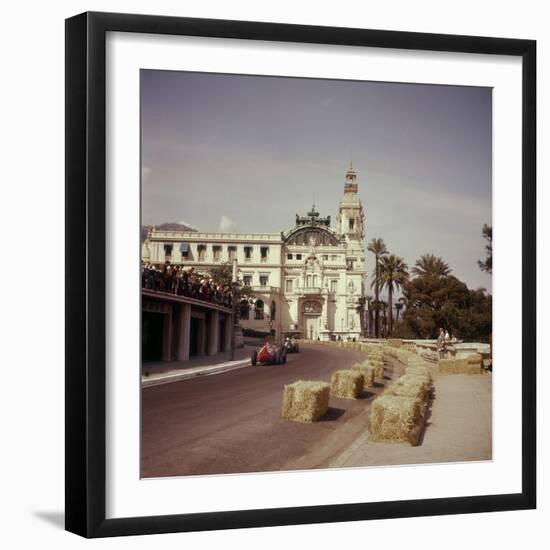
[141,222,197,242]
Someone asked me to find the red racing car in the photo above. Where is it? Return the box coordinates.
[251,339,287,366]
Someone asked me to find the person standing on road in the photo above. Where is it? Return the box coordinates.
[437,327,446,359]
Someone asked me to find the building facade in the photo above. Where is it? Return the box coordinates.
[142,165,367,342]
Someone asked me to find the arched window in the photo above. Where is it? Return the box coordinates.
[254,300,264,320]
[239,300,250,320]
[270,300,276,321]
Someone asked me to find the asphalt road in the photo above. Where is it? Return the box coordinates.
[141,344,402,478]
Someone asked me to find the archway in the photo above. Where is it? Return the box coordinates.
[302,300,322,340]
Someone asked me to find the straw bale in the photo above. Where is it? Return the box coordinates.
[387,338,403,348]
[369,361,384,371]
[386,374,432,402]
[371,361,385,379]
[369,394,426,445]
[330,369,364,399]
[405,365,432,380]
[439,357,483,375]
[352,363,376,388]
[467,353,483,366]
[281,380,330,423]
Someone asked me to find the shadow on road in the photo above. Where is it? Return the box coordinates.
[416,389,436,446]
[319,407,346,421]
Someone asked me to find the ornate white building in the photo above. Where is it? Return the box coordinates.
[142,165,367,341]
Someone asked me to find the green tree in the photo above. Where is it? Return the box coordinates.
[401,272,491,341]
[366,295,374,337]
[367,238,388,338]
[207,262,254,318]
[355,296,367,337]
[379,300,388,336]
[378,254,409,335]
[395,297,406,322]
[412,253,451,277]
[478,224,493,275]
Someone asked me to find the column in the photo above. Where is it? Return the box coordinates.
[161,308,173,361]
[207,310,220,356]
[176,303,191,362]
[223,312,233,351]
[197,318,206,356]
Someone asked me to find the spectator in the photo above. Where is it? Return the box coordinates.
[437,327,446,359]
[142,262,234,307]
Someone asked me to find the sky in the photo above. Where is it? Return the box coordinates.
[141,70,492,293]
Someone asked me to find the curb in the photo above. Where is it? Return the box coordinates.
[142,358,251,388]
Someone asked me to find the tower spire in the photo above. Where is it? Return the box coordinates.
[337,164,364,239]
[344,162,358,194]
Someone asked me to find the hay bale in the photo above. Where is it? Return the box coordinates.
[330,369,364,399]
[405,365,432,379]
[369,394,426,445]
[386,374,432,402]
[439,357,483,374]
[407,358,426,367]
[387,338,403,348]
[467,353,483,366]
[281,380,330,423]
[352,363,376,388]
[371,361,385,379]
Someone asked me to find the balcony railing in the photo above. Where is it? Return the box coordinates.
[300,286,322,295]
[250,285,280,293]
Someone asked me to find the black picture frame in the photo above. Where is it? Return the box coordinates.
[65,11,536,538]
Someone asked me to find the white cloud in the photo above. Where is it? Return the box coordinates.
[219,215,236,232]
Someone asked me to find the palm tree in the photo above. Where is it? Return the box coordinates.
[412,253,451,277]
[355,296,367,337]
[395,296,406,322]
[366,295,373,337]
[378,300,388,336]
[478,224,492,275]
[367,238,388,338]
[379,254,409,335]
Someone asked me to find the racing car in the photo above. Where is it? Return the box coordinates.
[283,335,300,353]
[251,339,287,366]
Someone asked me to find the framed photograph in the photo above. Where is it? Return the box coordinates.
[65,11,536,538]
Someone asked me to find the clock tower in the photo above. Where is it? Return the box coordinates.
[336,163,365,243]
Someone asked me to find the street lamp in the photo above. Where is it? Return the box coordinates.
[230,258,238,361]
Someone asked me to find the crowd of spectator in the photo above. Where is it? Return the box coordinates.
[141,262,233,307]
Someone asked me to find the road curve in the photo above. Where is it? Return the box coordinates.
[141,344,401,478]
